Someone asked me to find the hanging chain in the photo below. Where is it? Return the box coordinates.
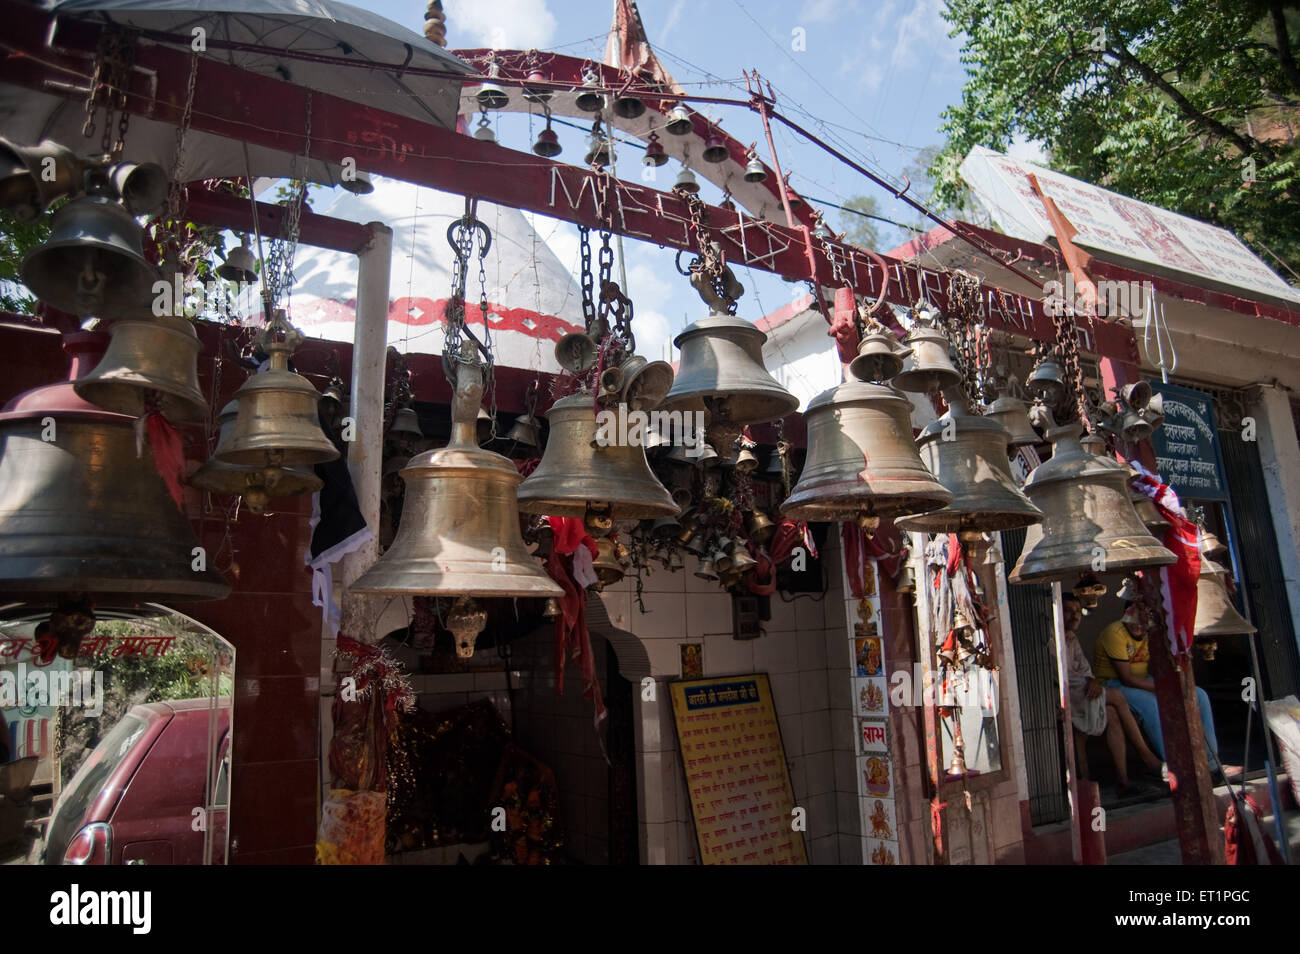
[83,29,135,161]
[1051,298,1091,428]
[443,198,495,384]
[677,191,739,314]
[946,270,985,412]
[160,52,201,272]
[262,93,312,316]
[578,224,596,332]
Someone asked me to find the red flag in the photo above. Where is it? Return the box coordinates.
[145,411,186,510]
[1129,462,1200,656]
[604,0,685,94]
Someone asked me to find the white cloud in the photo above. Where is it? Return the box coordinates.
[658,0,687,46]
[800,0,850,24]
[443,0,557,51]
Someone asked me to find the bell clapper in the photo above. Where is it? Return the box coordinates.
[446,595,488,658]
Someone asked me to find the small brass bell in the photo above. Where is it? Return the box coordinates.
[984,384,1040,448]
[474,114,497,143]
[517,392,679,520]
[1142,393,1165,430]
[668,549,685,571]
[192,400,322,514]
[613,92,646,119]
[665,104,693,135]
[694,557,718,581]
[74,312,208,422]
[781,379,952,524]
[1119,407,1152,443]
[215,311,340,468]
[341,170,374,195]
[575,69,605,112]
[107,162,169,217]
[506,411,542,450]
[895,393,1042,534]
[1009,423,1175,584]
[389,406,423,438]
[673,168,700,194]
[713,539,734,573]
[217,235,258,284]
[543,596,561,618]
[584,130,612,167]
[1026,355,1067,407]
[21,172,161,317]
[617,355,675,411]
[0,332,229,609]
[735,445,759,473]
[555,329,600,374]
[0,138,83,222]
[729,542,758,574]
[746,509,776,545]
[350,346,563,611]
[891,322,962,394]
[644,135,668,167]
[698,442,719,466]
[684,534,708,557]
[743,155,767,183]
[661,312,799,435]
[591,537,625,590]
[1194,556,1255,636]
[1201,530,1229,561]
[849,325,909,383]
[651,515,682,540]
[476,80,510,111]
[533,125,562,158]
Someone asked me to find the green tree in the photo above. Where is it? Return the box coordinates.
[932,0,1300,277]
[0,210,50,314]
[839,195,882,249]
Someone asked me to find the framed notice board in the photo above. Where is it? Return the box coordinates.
[669,673,807,865]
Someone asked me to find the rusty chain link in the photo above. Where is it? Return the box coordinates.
[83,28,135,161]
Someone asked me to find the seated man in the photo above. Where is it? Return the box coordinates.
[1062,593,1162,794]
[1094,601,1221,773]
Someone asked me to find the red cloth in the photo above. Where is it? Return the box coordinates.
[768,519,804,565]
[1224,794,1285,864]
[1129,463,1200,656]
[542,529,606,727]
[145,411,186,510]
[829,285,860,365]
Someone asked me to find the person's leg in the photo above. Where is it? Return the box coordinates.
[1103,705,1130,788]
[1105,687,1162,771]
[1106,680,1165,761]
[1074,728,1090,780]
[1193,686,1220,764]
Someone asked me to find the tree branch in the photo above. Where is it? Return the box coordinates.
[1269,0,1300,95]
[1106,43,1275,160]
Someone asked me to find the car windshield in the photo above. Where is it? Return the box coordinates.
[44,713,148,863]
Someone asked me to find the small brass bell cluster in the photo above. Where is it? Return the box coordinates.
[190,400,323,514]
[213,310,340,470]
[1098,381,1163,445]
[781,313,950,531]
[351,341,563,657]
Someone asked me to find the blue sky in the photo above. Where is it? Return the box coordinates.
[363,0,972,361]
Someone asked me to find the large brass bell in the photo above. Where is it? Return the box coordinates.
[349,345,562,622]
[660,312,799,451]
[215,311,340,468]
[517,392,679,519]
[984,382,1041,448]
[1009,423,1176,584]
[891,316,962,394]
[1194,554,1255,636]
[74,312,208,421]
[895,392,1042,534]
[191,400,322,514]
[0,138,83,222]
[0,332,229,610]
[781,379,952,524]
[20,173,161,317]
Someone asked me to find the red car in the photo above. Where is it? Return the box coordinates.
[42,698,230,865]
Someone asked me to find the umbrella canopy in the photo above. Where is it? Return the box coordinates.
[0,0,470,184]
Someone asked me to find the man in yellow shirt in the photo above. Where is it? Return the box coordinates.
[1095,602,1219,767]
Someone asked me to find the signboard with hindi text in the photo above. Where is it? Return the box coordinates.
[1147,381,1228,501]
[669,674,807,865]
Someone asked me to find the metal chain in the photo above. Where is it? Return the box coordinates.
[162,52,200,269]
[578,224,596,332]
[263,93,312,315]
[1051,301,1091,428]
[83,29,135,161]
[678,191,738,314]
[947,270,984,412]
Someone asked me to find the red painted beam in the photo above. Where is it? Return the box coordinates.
[183,188,373,255]
[0,4,1136,361]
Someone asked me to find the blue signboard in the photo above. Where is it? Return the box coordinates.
[1147,381,1228,501]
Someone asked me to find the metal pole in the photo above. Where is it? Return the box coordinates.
[341,222,393,595]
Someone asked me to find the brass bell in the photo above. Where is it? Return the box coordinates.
[984,384,1041,448]
[106,162,169,217]
[698,442,720,466]
[896,564,917,594]
[713,539,734,573]
[668,549,685,571]
[895,394,1042,534]
[1009,423,1176,584]
[612,92,646,119]
[1201,530,1229,561]
[349,348,563,610]
[21,174,161,317]
[743,155,767,183]
[341,170,374,196]
[474,115,497,143]
[215,311,340,468]
[517,392,680,520]
[645,420,671,453]
[591,537,625,590]
[389,406,423,438]
[0,332,229,609]
[729,541,758,574]
[476,80,509,111]
[702,132,729,164]
[584,131,612,168]
[673,168,700,194]
[644,136,668,168]
[74,312,208,421]
[522,68,552,103]
[609,354,675,411]
[1194,556,1256,636]
[217,235,259,284]
[891,323,962,394]
[781,379,952,524]
[735,445,759,473]
[506,411,542,450]
[661,312,799,437]
[575,69,605,112]
[533,125,563,159]
[684,534,708,557]
[1026,355,1067,407]
[1119,407,1152,443]
[191,400,323,514]
[555,329,600,374]
[651,515,682,540]
[1142,393,1165,430]
[665,104,693,135]
[849,326,909,383]
[0,138,83,222]
[746,509,776,545]
[694,557,718,581]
